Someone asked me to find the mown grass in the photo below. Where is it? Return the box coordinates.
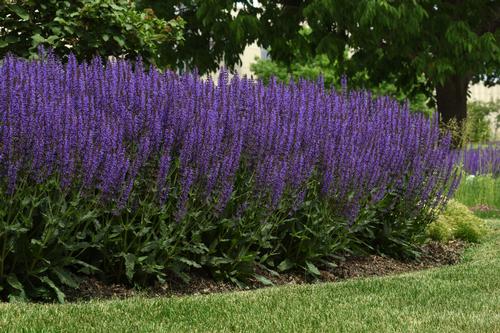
[1,219,499,333]
[454,174,499,218]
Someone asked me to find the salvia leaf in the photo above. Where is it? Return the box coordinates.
[39,276,65,304]
[305,261,321,276]
[277,259,295,272]
[52,266,80,289]
[254,274,274,286]
[123,253,136,281]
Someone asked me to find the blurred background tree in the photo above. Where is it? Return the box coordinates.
[465,100,500,143]
[136,0,259,71]
[0,0,184,65]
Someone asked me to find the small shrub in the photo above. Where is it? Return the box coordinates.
[427,220,453,242]
[428,200,488,243]
[454,219,486,243]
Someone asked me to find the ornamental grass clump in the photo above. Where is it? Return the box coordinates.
[0,51,460,301]
[427,200,488,243]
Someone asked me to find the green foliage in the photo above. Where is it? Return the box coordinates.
[251,55,338,87]
[0,178,100,302]
[369,81,434,116]
[0,165,347,301]
[0,0,184,65]
[453,218,486,243]
[2,220,499,332]
[465,100,499,143]
[427,220,452,242]
[136,0,259,71]
[0,157,444,302]
[156,0,499,102]
[427,200,488,242]
[300,0,499,98]
[250,58,289,83]
[350,190,446,259]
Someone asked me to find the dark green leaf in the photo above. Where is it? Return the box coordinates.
[123,253,136,281]
[39,276,65,303]
[305,261,321,276]
[177,257,201,268]
[10,5,29,20]
[31,34,46,47]
[113,36,125,47]
[6,274,25,300]
[52,267,80,289]
[254,274,274,286]
[277,259,295,272]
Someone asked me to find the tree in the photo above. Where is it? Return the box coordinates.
[136,0,259,71]
[0,0,184,65]
[465,99,500,142]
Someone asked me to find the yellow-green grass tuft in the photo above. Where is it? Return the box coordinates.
[428,199,488,242]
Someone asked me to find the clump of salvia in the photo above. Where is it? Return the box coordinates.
[0,50,460,302]
[460,144,499,176]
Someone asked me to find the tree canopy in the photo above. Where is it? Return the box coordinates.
[136,0,259,71]
[0,0,185,65]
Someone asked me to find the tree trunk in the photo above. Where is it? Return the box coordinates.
[436,74,468,124]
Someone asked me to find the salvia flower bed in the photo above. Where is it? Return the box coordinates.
[0,51,459,302]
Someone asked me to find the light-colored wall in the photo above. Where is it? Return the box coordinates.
[234,42,262,78]
[469,82,500,102]
[206,42,262,81]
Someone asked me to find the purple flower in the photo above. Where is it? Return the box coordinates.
[0,50,460,227]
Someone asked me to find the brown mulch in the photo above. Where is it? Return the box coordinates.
[64,240,467,302]
[469,204,499,214]
[328,240,465,280]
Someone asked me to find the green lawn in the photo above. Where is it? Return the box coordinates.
[1,220,499,333]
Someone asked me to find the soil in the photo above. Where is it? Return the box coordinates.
[63,240,467,302]
[469,204,499,214]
